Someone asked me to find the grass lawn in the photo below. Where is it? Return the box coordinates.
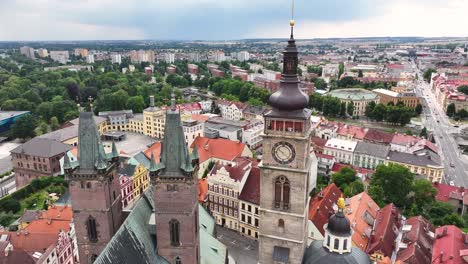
[19,190,50,211]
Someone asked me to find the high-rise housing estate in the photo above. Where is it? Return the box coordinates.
[237,51,250,61]
[20,46,35,59]
[111,54,122,64]
[64,113,123,264]
[86,54,95,64]
[189,52,201,62]
[49,51,69,64]
[214,51,226,62]
[258,19,317,264]
[129,50,155,63]
[165,53,175,63]
[37,48,48,58]
[74,48,89,57]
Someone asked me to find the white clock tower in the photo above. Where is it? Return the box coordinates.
[258,18,318,264]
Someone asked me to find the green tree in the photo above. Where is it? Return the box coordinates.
[344,180,364,197]
[457,109,468,119]
[309,93,323,110]
[358,70,363,78]
[423,68,436,82]
[369,164,414,209]
[371,103,387,122]
[458,85,468,95]
[332,167,357,188]
[420,127,428,138]
[50,116,59,131]
[307,65,323,75]
[340,102,347,117]
[447,103,456,117]
[415,104,423,115]
[1,198,20,213]
[338,62,344,77]
[126,96,145,113]
[365,101,376,118]
[10,114,37,140]
[347,102,355,117]
[322,96,342,117]
[313,78,327,90]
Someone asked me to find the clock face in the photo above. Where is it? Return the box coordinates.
[272,141,296,165]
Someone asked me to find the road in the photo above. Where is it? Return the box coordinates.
[216,227,258,264]
[413,64,468,186]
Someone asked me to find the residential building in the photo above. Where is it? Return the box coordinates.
[0,110,30,133]
[118,163,135,208]
[363,128,394,145]
[432,225,468,264]
[111,54,122,64]
[187,64,199,75]
[20,46,35,59]
[142,96,166,138]
[395,216,435,264]
[353,141,390,169]
[214,51,226,62]
[242,120,263,149]
[434,183,468,215]
[315,152,335,176]
[37,48,49,57]
[238,166,260,240]
[189,52,200,63]
[207,157,252,231]
[64,113,123,264]
[11,138,72,187]
[74,48,88,57]
[217,100,246,121]
[164,53,175,63]
[345,192,380,251]
[236,51,250,61]
[373,88,421,108]
[387,150,444,183]
[327,88,379,116]
[49,51,69,64]
[182,119,204,149]
[308,183,342,241]
[86,54,95,63]
[366,203,402,262]
[324,138,357,164]
[336,124,368,141]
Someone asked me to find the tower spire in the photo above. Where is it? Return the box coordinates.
[290,0,295,39]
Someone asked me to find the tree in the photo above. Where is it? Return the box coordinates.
[50,117,59,131]
[365,101,376,118]
[358,69,363,78]
[420,127,428,138]
[458,85,468,95]
[313,78,327,90]
[415,104,423,115]
[331,167,363,197]
[322,96,342,117]
[347,102,355,117]
[423,68,436,82]
[340,102,347,117]
[446,103,456,117]
[338,62,344,78]
[408,179,437,216]
[126,96,145,113]
[371,103,387,122]
[10,114,37,140]
[1,198,20,213]
[309,93,324,110]
[457,109,468,119]
[307,65,323,75]
[369,164,414,209]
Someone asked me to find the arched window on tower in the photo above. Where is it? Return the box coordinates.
[87,216,98,242]
[175,256,182,264]
[334,238,339,250]
[170,219,180,246]
[274,176,290,210]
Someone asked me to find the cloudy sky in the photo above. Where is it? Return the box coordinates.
[0,0,466,41]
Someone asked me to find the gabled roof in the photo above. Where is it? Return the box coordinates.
[210,157,252,182]
[346,192,380,251]
[337,125,368,140]
[366,203,402,257]
[396,216,434,264]
[191,137,247,163]
[143,142,161,161]
[198,178,208,203]
[354,141,390,159]
[11,138,72,157]
[434,183,465,203]
[432,225,468,264]
[40,205,73,221]
[0,250,35,264]
[308,183,342,236]
[238,166,260,205]
[363,129,394,145]
[18,210,41,223]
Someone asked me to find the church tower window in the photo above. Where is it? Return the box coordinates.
[170,219,180,246]
[274,176,290,210]
[87,216,98,242]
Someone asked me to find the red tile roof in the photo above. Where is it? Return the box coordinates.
[198,178,208,203]
[308,183,342,236]
[0,250,35,264]
[391,133,419,146]
[396,216,435,264]
[210,157,252,182]
[190,114,211,123]
[144,142,162,162]
[238,166,260,205]
[40,205,73,221]
[432,225,468,264]
[367,203,402,257]
[191,137,247,163]
[311,137,327,152]
[337,125,368,140]
[434,183,468,205]
[346,192,380,251]
[315,152,335,160]
[364,129,394,145]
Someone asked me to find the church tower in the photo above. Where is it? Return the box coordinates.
[150,96,200,264]
[258,18,317,264]
[64,112,123,264]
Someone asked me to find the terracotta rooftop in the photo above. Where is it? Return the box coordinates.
[308,183,342,236]
[0,250,35,264]
[345,192,380,251]
[210,157,252,182]
[391,133,420,146]
[434,183,467,204]
[363,129,394,145]
[396,216,435,264]
[337,124,368,140]
[238,166,260,205]
[432,225,468,264]
[366,203,402,258]
[191,137,247,163]
[40,205,73,221]
[143,142,162,162]
[198,178,208,203]
[190,114,211,123]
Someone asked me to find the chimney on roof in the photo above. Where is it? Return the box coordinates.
[150,95,155,107]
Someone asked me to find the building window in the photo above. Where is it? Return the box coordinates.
[170,219,180,246]
[274,176,290,210]
[87,216,98,242]
[278,219,284,228]
[255,218,259,227]
[86,182,92,189]
[327,235,330,247]
[334,238,339,250]
[343,239,348,250]
[175,256,182,264]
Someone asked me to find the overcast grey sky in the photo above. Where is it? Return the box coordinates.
[0,0,466,41]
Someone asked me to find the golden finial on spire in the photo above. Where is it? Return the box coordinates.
[289,0,295,38]
[337,196,346,211]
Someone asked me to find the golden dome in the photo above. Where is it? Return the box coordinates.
[290,19,295,27]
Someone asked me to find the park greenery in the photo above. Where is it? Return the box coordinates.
[364,101,416,126]
[423,68,437,82]
[446,103,468,120]
[331,167,364,197]
[0,176,67,227]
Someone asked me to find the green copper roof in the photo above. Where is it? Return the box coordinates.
[199,205,227,264]
[158,109,194,177]
[77,112,101,170]
[149,152,164,172]
[95,144,109,170]
[191,144,199,162]
[63,151,72,170]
